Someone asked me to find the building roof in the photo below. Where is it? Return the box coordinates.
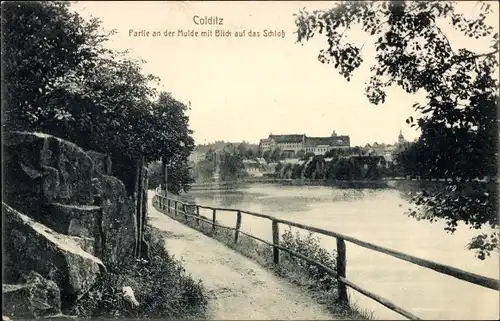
[304,135,350,147]
[244,163,262,169]
[256,157,267,164]
[281,158,301,164]
[269,134,305,143]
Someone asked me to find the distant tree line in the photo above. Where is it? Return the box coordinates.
[275,154,403,181]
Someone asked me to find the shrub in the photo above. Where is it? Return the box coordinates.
[280,229,338,292]
[71,227,207,319]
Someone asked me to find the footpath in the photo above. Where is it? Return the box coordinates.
[147,194,336,320]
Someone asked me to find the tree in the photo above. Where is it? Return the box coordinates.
[205,147,215,162]
[262,150,271,162]
[305,152,315,159]
[244,149,252,159]
[151,92,195,193]
[291,164,304,179]
[324,149,339,158]
[2,1,196,195]
[295,1,499,259]
[2,1,107,133]
[296,149,306,159]
[192,159,216,183]
[219,152,245,181]
[270,147,285,162]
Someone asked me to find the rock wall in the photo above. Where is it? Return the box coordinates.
[2,131,149,316]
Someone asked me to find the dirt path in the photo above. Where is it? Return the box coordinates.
[147,195,337,320]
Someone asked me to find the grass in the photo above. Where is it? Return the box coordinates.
[153,196,374,320]
[70,226,208,319]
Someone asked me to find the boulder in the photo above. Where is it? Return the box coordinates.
[44,203,103,256]
[87,150,112,176]
[68,235,96,256]
[3,131,144,266]
[3,132,95,220]
[2,271,61,318]
[92,174,136,263]
[3,204,105,307]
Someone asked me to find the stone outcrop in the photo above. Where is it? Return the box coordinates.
[3,132,94,216]
[3,131,142,264]
[3,271,62,318]
[3,204,105,303]
[87,150,112,176]
[2,131,150,316]
[89,150,138,262]
[93,174,137,262]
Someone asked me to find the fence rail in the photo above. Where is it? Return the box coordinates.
[153,190,499,320]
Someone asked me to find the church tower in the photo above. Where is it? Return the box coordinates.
[398,129,406,146]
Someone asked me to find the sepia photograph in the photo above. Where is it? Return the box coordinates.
[1,1,499,320]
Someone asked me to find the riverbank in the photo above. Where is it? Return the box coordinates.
[190,179,390,191]
[189,177,453,191]
[151,191,372,320]
[148,199,348,320]
[184,184,499,320]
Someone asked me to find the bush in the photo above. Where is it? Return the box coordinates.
[71,227,207,319]
[280,229,338,292]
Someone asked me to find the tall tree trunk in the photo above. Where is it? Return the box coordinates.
[163,158,168,193]
[134,156,144,258]
[141,168,150,260]
[133,158,140,258]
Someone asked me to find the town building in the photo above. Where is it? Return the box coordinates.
[259,131,350,156]
[188,150,206,163]
[242,159,266,177]
[364,130,409,158]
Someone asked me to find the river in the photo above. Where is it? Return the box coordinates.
[186,183,499,320]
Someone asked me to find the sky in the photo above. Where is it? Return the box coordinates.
[71,1,499,146]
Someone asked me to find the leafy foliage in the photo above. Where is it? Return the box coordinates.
[2,1,195,186]
[281,229,338,292]
[71,227,207,319]
[295,1,499,258]
[191,159,217,183]
[219,152,246,181]
[274,155,391,180]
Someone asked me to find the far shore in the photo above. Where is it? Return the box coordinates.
[188,177,450,191]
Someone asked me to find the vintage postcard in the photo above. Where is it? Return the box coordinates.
[2,1,499,320]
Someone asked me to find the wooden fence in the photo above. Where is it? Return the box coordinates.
[153,190,499,320]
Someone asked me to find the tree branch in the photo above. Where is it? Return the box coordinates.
[438,48,499,74]
[360,20,389,50]
[435,24,456,56]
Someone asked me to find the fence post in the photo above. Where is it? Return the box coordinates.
[272,220,280,264]
[336,237,348,304]
[234,210,242,244]
[159,196,162,210]
[183,204,188,220]
[212,209,216,232]
[174,200,178,216]
[167,199,170,214]
[196,206,200,225]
